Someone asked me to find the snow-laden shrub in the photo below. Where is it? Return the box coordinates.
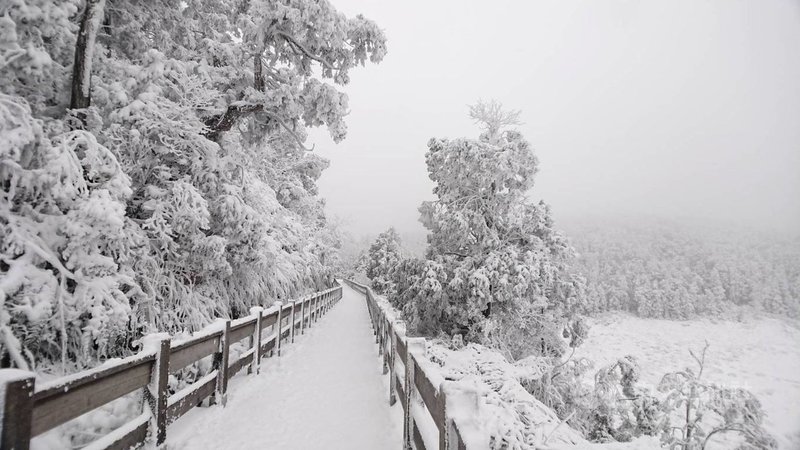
[656,344,777,450]
[1,94,137,371]
[426,341,588,449]
[518,344,778,449]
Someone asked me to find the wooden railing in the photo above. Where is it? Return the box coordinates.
[0,284,343,450]
[343,279,481,450]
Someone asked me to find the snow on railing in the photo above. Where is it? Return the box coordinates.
[0,283,343,450]
[343,279,486,450]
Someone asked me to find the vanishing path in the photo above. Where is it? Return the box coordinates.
[168,283,402,449]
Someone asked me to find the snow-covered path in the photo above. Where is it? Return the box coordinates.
[168,284,402,449]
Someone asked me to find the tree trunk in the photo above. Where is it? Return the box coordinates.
[70,0,106,112]
[254,52,265,92]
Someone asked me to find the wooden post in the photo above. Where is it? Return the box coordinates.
[377,311,384,351]
[275,302,283,356]
[375,306,381,344]
[441,381,480,450]
[381,317,390,375]
[403,338,426,450]
[300,297,306,335]
[1,369,35,450]
[143,335,170,446]
[250,307,263,374]
[212,320,230,406]
[290,301,296,343]
[388,323,399,406]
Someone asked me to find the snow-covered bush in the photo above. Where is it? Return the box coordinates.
[0,94,137,371]
[656,344,777,449]
[426,341,588,449]
[587,356,661,443]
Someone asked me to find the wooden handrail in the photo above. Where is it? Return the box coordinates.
[0,283,344,450]
[342,279,481,450]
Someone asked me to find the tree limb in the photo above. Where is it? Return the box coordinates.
[276,31,335,70]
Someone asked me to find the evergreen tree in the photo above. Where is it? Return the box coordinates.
[401,100,584,360]
[364,227,403,294]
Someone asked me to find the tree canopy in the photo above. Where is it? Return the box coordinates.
[0,0,386,371]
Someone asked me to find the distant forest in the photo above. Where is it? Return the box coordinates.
[564,218,800,319]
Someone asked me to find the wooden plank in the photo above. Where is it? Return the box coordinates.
[1,371,35,450]
[262,310,278,329]
[228,347,255,379]
[144,337,169,445]
[290,302,296,343]
[413,417,428,450]
[396,333,407,365]
[395,375,407,411]
[166,373,217,424]
[250,309,263,374]
[450,420,468,450]
[228,319,256,344]
[413,356,446,432]
[389,326,397,405]
[31,357,154,436]
[276,303,283,356]
[214,320,231,405]
[260,334,276,355]
[90,413,149,450]
[170,334,220,373]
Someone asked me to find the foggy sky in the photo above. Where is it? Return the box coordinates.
[309,0,800,238]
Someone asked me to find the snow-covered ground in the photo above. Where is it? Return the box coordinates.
[168,284,402,449]
[574,313,800,449]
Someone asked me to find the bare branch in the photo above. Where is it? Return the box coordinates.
[689,340,710,380]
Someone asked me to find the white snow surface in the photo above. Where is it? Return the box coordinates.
[168,283,402,449]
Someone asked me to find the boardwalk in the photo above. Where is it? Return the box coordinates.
[168,284,402,449]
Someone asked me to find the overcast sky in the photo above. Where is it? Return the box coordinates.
[309,0,800,238]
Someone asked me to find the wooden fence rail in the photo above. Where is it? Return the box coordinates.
[1,283,343,450]
[342,279,480,450]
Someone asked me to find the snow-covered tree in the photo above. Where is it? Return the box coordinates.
[364,227,403,294]
[398,100,584,360]
[0,0,386,371]
[565,218,800,319]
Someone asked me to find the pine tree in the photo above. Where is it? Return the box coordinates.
[406,100,584,360]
